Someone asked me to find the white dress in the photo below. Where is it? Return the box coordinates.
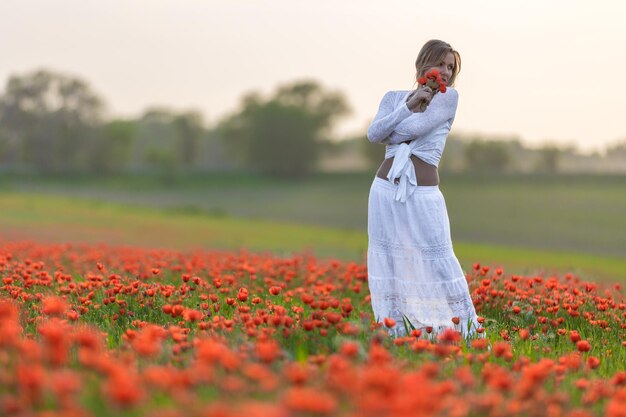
[366,88,481,337]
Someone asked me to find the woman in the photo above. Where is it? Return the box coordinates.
[366,39,481,338]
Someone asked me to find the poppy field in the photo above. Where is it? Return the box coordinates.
[1,240,625,417]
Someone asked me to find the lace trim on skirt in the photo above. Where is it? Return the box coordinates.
[366,176,482,338]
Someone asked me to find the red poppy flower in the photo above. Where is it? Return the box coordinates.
[237,288,249,302]
[340,341,359,358]
[577,340,591,352]
[383,317,396,328]
[255,338,281,364]
[519,329,530,340]
[42,296,68,316]
[411,329,422,338]
[587,356,600,369]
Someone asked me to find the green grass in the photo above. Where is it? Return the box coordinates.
[0,191,367,260]
[4,171,626,259]
[1,191,624,282]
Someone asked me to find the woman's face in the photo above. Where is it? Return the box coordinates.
[426,52,456,85]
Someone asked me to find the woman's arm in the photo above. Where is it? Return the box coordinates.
[366,91,413,143]
[383,88,459,144]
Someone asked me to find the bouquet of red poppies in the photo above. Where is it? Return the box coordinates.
[415,69,447,112]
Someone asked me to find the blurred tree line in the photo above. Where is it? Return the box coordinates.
[359,134,626,175]
[1,68,623,179]
[0,69,349,180]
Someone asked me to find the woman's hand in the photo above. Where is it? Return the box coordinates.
[406,86,436,113]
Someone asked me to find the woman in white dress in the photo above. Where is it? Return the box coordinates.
[366,39,481,338]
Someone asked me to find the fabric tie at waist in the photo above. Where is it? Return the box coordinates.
[386,142,418,203]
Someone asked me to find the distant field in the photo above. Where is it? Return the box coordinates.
[3,172,625,258]
[0,190,625,282]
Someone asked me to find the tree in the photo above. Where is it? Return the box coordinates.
[463,139,513,173]
[89,119,137,174]
[0,68,105,173]
[437,134,466,173]
[217,80,350,178]
[130,107,207,180]
[173,111,204,167]
[360,134,386,170]
[534,144,561,173]
[605,140,626,158]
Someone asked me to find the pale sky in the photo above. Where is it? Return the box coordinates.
[1,0,625,153]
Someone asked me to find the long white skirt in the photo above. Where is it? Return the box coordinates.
[367,176,481,338]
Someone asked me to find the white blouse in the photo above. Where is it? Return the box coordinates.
[366,88,459,202]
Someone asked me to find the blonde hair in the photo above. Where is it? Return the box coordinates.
[413,39,461,87]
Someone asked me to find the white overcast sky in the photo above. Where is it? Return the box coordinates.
[1,0,625,153]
